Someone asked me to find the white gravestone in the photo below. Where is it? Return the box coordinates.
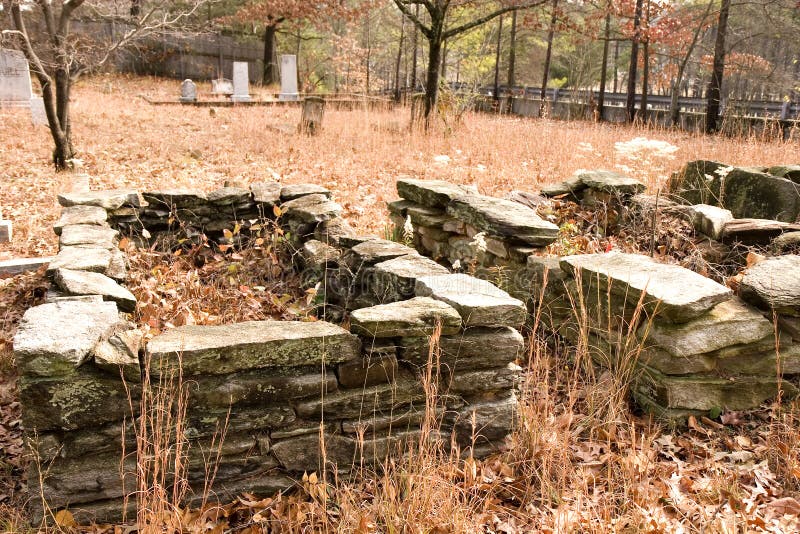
[279,55,299,101]
[180,79,197,103]
[30,97,47,125]
[212,78,234,96]
[231,62,251,103]
[0,48,33,108]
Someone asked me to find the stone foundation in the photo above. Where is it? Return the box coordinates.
[16,182,524,523]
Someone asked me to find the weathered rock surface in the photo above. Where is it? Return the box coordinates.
[415,273,526,327]
[372,254,449,301]
[720,219,800,245]
[345,239,417,267]
[561,252,733,323]
[446,394,517,445]
[639,299,774,374]
[446,194,559,245]
[58,189,143,210]
[147,320,361,376]
[772,232,800,254]
[143,189,208,208]
[634,366,794,412]
[190,370,337,409]
[59,224,118,249]
[686,204,733,240]
[53,268,137,312]
[47,246,112,274]
[722,168,800,222]
[396,178,476,208]
[207,186,251,206]
[280,183,331,201]
[337,353,398,388]
[740,255,800,315]
[272,433,355,472]
[540,174,586,198]
[400,327,523,371]
[313,218,356,246]
[301,239,340,268]
[14,301,122,376]
[349,297,462,338]
[93,329,143,381]
[250,181,282,205]
[767,165,800,183]
[577,170,646,196]
[54,206,108,235]
[294,373,424,419]
[668,160,726,205]
[280,193,342,223]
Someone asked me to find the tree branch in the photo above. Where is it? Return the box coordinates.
[393,0,432,38]
[443,1,546,39]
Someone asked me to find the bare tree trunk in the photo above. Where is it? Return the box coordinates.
[540,0,558,114]
[669,0,713,126]
[613,39,619,93]
[598,12,611,121]
[263,24,279,85]
[130,0,142,17]
[507,10,517,88]
[394,14,405,101]
[626,0,644,122]
[424,34,443,126]
[411,4,419,90]
[641,38,649,123]
[493,15,503,106]
[706,0,731,134]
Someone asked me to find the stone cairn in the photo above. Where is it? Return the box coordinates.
[392,174,800,420]
[15,182,524,523]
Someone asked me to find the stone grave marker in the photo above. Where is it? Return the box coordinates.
[299,96,325,135]
[279,54,299,101]
[180,79,197,103]
[0,48,33,108]
[212,78,233,96]
[30,96,47,125]
[231,62,251,102]
[0,208,11,243]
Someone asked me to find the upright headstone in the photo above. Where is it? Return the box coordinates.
[299,96,325,135]
[0,208,11,244]
[211,78,234,96]
[0,48,33,108]
[180,79,197,103]
[231,62,251,103]
[30,96,47,125]
[279,55,299,102]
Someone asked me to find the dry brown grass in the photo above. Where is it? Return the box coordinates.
[2,74,800,532]
[1,74,797,261]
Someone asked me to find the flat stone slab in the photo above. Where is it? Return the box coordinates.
[561,252,733,323]
[576,170,646,196]
[53,205,108,235]
[415,273,526,328]
[372,254,449,301]
[349,297,461,338]
[668,160,727,205]
[58,189,143,210]
[345,239,417,266]
[301,239,341,268]
[59,224,118,249]
[446,194,559,246]
[400,327,523,371]
[14,300,122,377]
[540,175,586,197]
[147,320,360,376]
[768,165,800,183]
[47,246,112,274]
[643,298,773,359]
[720,218,800,245]
[250,182,282,205]
[280,183,331,201]
[740,255,800,315]
[722,168,800,222]
[685,204,733,240]
[207,187,251,206]
[143,189,208,208]
[396,178,476,208]
[0,256,54,276]
[280,193,342,223]
[53,268,137,313]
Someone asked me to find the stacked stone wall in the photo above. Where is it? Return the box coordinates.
[15,182,524,523]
